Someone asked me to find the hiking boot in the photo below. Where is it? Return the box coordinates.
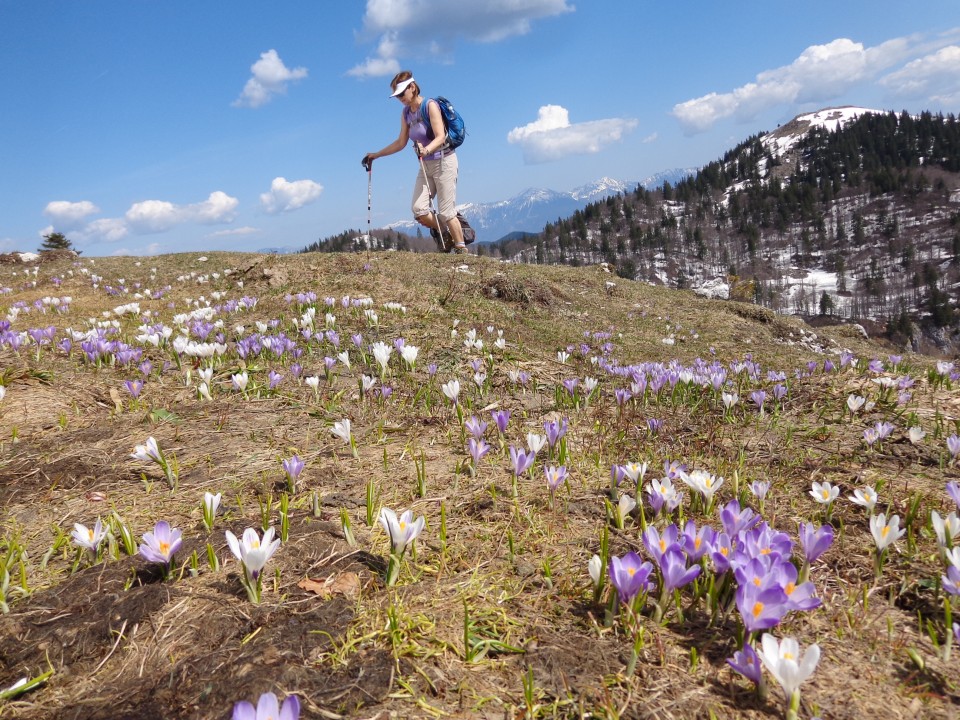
[452,244,468,255]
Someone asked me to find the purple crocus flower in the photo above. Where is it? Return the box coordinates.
[735,582,788,632]
[491,409,511,435]
[727,642,763,685]
[138,521,183,567]
[543,418,567,447]
[464,416,488,439]
[646,418,663,434]
[749,480,770,502]
[823,359,835,372]
[778,562,822,612]
[544,465,568,494]
[268,370,284,389]
[608,551,655,604]
[614,388,632,407]
[509,446,536,476]
[467,438,491,466]
[427,363,438,377]
[720,499,761,537]
[711,532,737,575]
[124,379,143,398]
[943,565,960,596]
[681,519,717,562]
[798,522,834,564]
[282,455,305,482]
[561,378,579,397]
[749,389,767,411]
[947,481,960,510]
[947,435,960,459]
[232,692,300,720]
[660,547,701,591]
[642,524,681,567]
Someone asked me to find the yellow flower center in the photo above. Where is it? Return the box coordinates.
[694,537,702,550]
[87,529,95,541]
[783,651,794,661]
[785,582,796,595]
[821,489,830,500]
[659,539,667,552]
[881,526,890,538]
[720,547,729,556]
[159,541,170,556]
[752,601,764,618]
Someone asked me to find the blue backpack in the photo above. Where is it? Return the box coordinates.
[419,96,466,149]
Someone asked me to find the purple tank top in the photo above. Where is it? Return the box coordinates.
[404,101,449,161]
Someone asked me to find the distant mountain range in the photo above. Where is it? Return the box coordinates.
[387,169,697,243]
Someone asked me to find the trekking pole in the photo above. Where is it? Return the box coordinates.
[362,156,373,259]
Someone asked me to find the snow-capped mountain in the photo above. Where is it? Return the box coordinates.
[389,169,697,243]
[761,106,882,159]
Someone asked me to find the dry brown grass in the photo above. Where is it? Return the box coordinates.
[0,250,957,719]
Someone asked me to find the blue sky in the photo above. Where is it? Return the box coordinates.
[2,1,959,257]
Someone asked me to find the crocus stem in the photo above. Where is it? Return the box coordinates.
[385,553,402,586]
[786,689,801,720]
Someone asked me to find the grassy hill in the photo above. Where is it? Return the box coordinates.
[0,250,957,719]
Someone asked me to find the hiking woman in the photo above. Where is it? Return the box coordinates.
[361,71,467,254]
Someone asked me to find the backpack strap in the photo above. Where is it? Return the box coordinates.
[419,98,446,146]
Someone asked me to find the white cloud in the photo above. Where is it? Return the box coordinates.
[880,45,960,105]
[347,33,401,79]
[68,191,237,243]
[125,192,238,233]
[507,105,638,164]
[260,177,323,214]
[349,0,573,76]
[233,49,308,108]
[672,32,960,134]
[208,226,260,238]
[43,200,100,228]
[77,218,129,243]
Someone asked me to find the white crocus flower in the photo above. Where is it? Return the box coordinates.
[557,350,570,363]
[846,394,866,414]
[371,341,391,376]
[197,382,212,401]
[679,469,724,504]
[131,437,163,463]
[621,461,648,486]
[526,433,547,454]
[588,554,603,588]
[810,481,839,505]
[931,510,960,548]
[870,512,906,552]
[400,345,419,370]
[849,486,878,513]
[331,419,352,446]
[441,379,460,405]
[617,494,637,526]
[337,351,351,369]
[225,527,281,579]
[378,507,425,557]
[721,391,738,409]
[757,634,821,703]
[71,519,106,555]
[231,372,248,392]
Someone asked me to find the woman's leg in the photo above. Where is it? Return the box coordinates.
[434,155,465,250]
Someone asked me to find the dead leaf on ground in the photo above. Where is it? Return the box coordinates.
[297,571,361,599]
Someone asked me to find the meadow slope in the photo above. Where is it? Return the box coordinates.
[0,250,957,719]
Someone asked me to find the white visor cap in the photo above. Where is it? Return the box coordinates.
[390,77,416,97]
